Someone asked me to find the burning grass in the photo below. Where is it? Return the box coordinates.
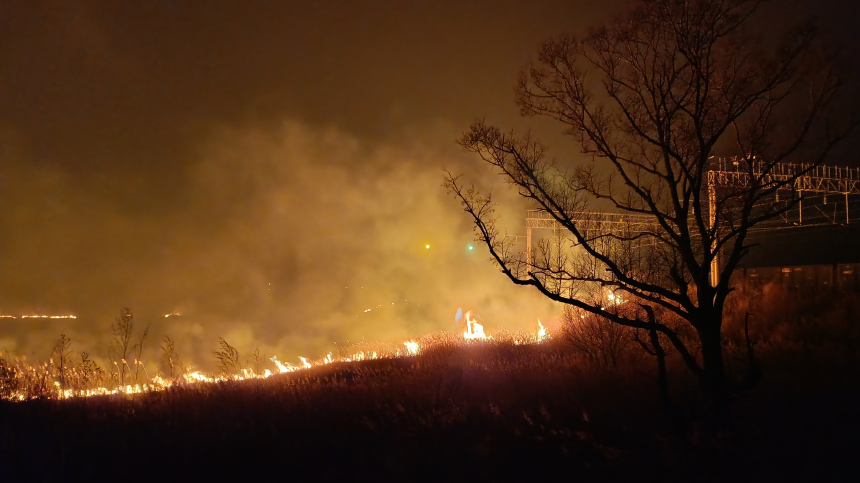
[0,317,549,402]
[1,338,662,481]
[1,289,859,480]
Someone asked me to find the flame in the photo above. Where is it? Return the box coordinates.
[537,320,547,341]
[1,306,556,402]
[404,341,419,355]
[20,315,77,319]
[604,288,626,306]
[270,356,296,373]
[462,310,487,340]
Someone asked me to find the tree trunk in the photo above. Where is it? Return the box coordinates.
[697,321,730,421]
[648,327,672,410]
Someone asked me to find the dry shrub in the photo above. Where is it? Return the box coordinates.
[213,337,240,375]
[718,281,860,393]
[723,281,860,347]
[561,306,633,368]
[71,352,107,392]
[0,356,20,399]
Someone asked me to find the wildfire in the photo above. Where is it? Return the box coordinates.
[20,315,77,319]
[0,306,554,402]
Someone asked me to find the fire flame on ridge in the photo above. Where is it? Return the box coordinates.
[1,309,550,402]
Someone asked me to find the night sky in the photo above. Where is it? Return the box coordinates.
[1,0,857,367]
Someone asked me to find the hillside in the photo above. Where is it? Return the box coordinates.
[2,295,860,483]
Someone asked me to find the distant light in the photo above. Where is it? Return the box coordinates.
[468,244,474,251]
[425,244,430,249]
[21,315,76,319]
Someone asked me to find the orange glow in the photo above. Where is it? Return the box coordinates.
[20,315,77,319]
[404,341,419,355]
[0,307,554,402]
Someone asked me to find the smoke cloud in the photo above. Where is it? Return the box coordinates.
[0,120,557,370]
[1,0,853,372]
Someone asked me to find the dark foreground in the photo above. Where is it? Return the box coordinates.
[1,335,859,483]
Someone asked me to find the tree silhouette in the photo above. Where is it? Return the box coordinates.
[447,0,857,408]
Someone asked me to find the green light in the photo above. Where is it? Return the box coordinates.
[468,244,474,251]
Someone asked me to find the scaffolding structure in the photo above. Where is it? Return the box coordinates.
[706,158,860,199]
[525,158,860,288]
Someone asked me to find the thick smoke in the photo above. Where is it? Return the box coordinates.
[1,0,852,373]
[0,121,558,370]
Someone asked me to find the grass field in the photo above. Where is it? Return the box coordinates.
[1,285,859,482]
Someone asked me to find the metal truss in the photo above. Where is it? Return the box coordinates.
[525,210,656,231]
[525,210,663,270]
[524,158,860,287]
[707,157,860,194]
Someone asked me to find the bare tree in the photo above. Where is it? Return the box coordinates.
[0,355,20,399]
[74,352,105,392]
[447,0,856,408]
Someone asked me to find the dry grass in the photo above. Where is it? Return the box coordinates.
[0,285,859,481]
